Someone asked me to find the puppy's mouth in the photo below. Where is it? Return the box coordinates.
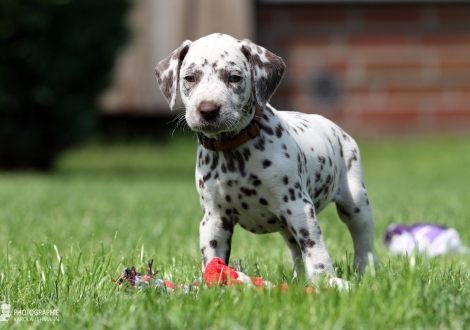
[187,112,241,137]
[189,122,233,136]
[186,108,251,139]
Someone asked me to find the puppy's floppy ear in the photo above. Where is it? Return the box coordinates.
[240,39,285,108]
[155,40,192,110]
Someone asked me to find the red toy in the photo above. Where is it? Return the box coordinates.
[203,257,271,288]
[113,257,324,293]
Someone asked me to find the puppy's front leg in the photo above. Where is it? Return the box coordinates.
[199,213,234,270]
[282,198,336,283]
[279,229,302,279]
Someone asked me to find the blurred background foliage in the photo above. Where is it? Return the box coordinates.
[0,0,130,170]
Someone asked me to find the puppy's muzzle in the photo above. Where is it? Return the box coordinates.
[198,102,221,122]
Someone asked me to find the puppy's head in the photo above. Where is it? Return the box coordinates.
[155,33,285,138]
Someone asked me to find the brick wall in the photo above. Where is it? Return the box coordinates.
[257,3,470,135]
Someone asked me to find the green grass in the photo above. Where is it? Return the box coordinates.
[1,135,470,329]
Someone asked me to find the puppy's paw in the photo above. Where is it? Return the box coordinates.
[328,278,352,291]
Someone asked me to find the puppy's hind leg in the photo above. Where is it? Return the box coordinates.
[335,150,378,275]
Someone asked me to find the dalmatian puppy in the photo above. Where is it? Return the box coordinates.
[155,33,378,285]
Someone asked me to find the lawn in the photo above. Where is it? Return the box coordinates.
[1,134,470,329]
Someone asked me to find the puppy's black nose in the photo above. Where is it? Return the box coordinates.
[198,102,220,122]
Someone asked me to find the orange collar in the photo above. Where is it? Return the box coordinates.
[198,106,262,151]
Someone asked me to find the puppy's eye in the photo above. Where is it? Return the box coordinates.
[229,75,241,83]
[185,76,195,82]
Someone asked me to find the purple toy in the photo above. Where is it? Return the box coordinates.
[384,223,469,256]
